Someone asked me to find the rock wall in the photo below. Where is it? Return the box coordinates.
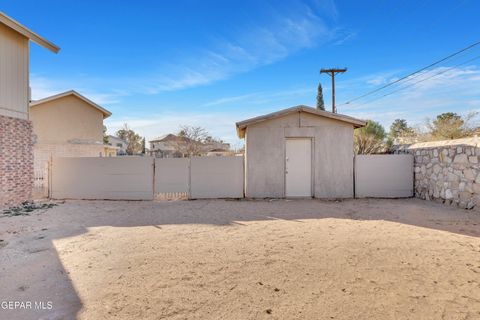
[406,137,480,209]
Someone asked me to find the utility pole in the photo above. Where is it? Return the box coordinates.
[320,68,347,113]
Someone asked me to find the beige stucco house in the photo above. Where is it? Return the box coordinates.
[30,90,115,178]
[107,135,128,155]
[150,134,231,158]
[0,12,59,206]
[236,105,366,199]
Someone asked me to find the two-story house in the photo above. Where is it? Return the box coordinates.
[30,90,115,183]
[149,134,231,158]
[107,135,128,155]
[0,12,59,206]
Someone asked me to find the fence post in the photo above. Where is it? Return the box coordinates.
[353,155,356,199]
[48,156,53,199]
[187,157,192,199]
[152,157,156,200]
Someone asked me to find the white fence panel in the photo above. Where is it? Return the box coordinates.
[51,157,154,200]
[154,158,189,194]
[190,156,244,199]
[355,154,413,198]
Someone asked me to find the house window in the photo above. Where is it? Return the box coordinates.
[116,143,122,148]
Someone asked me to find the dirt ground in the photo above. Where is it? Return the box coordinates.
[1,198,480,320]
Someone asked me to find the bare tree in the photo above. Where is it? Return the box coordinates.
[169,125,209,157]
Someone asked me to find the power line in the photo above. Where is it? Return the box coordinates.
[347,54,480,108]
[339,40,480,106]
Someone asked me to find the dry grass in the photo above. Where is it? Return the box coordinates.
[1,198,480,319]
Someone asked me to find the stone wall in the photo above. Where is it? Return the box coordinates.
[407,137,480,209]
[0,115,34,207]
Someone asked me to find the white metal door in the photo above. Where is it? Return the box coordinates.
[285,138,312,197]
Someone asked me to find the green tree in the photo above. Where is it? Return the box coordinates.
[388,119,416,145]
[116,123,143,155]
[141,137,146,154]
[354,120,387,154]
[103,125,109,144]
[427,112,477,140]
[316,82,325,111]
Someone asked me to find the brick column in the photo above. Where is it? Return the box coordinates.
[0,114,34,207]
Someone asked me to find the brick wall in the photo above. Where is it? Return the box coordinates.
[0,114,34,207]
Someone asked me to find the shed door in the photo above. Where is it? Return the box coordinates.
[285,138,312,197]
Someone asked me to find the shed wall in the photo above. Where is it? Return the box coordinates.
[245,112,354,198]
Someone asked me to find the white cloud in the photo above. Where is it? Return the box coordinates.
[332,30,357,46]
[202,86,315,107]
[203,93,259,107]
[104,111,249,148]
[342,65,480,129]
[30,74,126,105]
[29,1,342,105]
[141,6,334,93]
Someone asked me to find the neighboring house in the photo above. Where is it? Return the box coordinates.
[30,90,114,178]
[206,148,233,156]
[149,134,189,158]
[236,105,366,199]
[107,135,128,155]
[0,12,59,206]
[149,134,231,158]
[204,140,231,154]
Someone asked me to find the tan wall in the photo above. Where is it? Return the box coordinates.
[34,143,106,174]
[154,158,190,193]
[190,156,244,199]
[245,112,354,198]
[51,157,154,200]
[49,156,242,201]
[154,157,244,198]
[30,95,104,143]
[355,154,413,198]
[0,23,29,120]
[104,147,117,157]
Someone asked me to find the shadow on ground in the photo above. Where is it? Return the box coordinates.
[1,197,479,319]
[56,197,480,238]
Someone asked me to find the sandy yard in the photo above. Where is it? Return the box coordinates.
[0,198,480,320]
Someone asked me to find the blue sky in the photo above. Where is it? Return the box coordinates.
[3,0,480,147]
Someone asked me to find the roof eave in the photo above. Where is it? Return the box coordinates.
[30,90,112,118]
[235,106,366,138]
[0,12,60,53]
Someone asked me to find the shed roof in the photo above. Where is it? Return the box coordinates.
[30,90,112,118]
[236,105,366,138]
[0,12,60,53]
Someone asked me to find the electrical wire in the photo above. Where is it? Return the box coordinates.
[338,40,480,106]
[346,54,480,109]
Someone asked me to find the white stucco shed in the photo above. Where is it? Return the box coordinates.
[236,105,366,199]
